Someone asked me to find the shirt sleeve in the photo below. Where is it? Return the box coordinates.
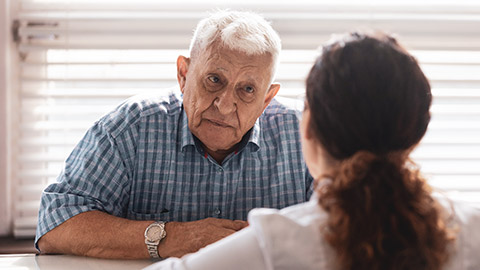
[143,227,267,270]
[35,121,132,250]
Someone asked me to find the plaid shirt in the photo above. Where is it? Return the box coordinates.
[35,89,314,246]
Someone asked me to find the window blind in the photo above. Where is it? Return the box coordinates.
[11,0,480,237]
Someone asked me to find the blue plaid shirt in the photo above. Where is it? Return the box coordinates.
[35,89,314,246]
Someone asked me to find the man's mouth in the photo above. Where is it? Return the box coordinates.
[206,119,231,127]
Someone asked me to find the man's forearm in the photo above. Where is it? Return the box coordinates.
[38,211,248,259]
[37,210,153,259]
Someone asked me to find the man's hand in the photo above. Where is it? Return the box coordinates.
[158,217,248,258]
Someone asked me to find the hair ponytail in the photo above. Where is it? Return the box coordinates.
[318,151,452,270]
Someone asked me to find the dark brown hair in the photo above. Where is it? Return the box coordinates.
[306,32,454,270]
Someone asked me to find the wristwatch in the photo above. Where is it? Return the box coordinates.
[144,221,167,259]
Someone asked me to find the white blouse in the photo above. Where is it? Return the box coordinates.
[144,193,480,270]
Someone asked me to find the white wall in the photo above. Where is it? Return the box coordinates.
[0,0,12,236]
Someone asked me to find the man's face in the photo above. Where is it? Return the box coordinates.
[177,44,279,153]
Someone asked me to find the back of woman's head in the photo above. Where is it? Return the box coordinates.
[307,32,431,158]
[306,32,453,270]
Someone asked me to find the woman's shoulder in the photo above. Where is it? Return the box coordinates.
[433,192,480,226]
[247,195,335,270]
[433,192,480,270]
[249,194,324,226]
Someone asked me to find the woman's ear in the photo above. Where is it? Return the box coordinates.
[177,55,190,93]
[302,108,314,140]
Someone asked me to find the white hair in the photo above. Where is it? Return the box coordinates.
[189,10,282,81]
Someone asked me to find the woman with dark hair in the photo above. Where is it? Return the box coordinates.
[146,32,480,270]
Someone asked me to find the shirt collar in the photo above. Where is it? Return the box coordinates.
[179,107,262,153]
[247,119,261,152]
[180,108,196,151]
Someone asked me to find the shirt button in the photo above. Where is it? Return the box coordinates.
[217,167,223,172]
[214,208,221,216]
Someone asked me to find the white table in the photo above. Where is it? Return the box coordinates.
[0,254,154,270]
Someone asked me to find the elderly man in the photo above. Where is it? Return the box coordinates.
[36,10,313,259]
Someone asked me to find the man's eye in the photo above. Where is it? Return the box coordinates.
[244,86,254,93]
[208,76,220,83]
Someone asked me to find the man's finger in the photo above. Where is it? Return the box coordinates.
[232,220,248,230]
[215,219,248,231]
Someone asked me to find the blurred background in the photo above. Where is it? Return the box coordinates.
[1,0,479,245]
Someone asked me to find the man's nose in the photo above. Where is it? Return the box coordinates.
[213,88,237,115]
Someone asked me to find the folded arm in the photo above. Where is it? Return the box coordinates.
[38,210,151,258]
[38,211,247,259]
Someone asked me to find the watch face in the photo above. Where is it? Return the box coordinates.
[146,225,162,241]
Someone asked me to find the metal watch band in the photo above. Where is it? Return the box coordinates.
[147,243,160,258]
[144,221,167,259]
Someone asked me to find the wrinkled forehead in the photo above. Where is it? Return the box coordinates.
[191,42,276,81]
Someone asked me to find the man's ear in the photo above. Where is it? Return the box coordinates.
[263,83,281,110]
[177,55,190,93]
